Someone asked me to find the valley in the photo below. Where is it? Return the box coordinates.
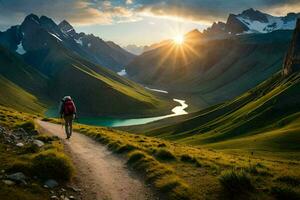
[0,6,300,200]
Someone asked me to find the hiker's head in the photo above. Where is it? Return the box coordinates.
[62,96,72,102]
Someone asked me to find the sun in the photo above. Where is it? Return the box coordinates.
[173,35,184,45]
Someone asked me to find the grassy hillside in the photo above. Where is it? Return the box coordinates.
[51,120,300,199]
[0,106,74,200]
[24,40,174,117]
[131,71,300,160]
[126,30,292,106]
[0,76,45,113]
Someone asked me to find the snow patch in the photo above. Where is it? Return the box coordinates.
[75,37,83,46]
[145,87,168,94]
[16,42,26,55]
[49,32,62,41]
[117,69,127,76]
[237,15,296,34]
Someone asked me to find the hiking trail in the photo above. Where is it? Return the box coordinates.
[37,120,156,200]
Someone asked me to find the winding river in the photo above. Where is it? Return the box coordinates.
[47,86,188,127]
[78,98,188,127]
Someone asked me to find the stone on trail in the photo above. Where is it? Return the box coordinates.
[33,139,45,147]
[44,179,59,188]
[7,172,26,183]
[16,142,24,147]
[2,179,15,185]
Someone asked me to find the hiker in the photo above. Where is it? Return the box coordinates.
[59,96,77,139]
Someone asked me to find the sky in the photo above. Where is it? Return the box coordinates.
[0,0,299,46]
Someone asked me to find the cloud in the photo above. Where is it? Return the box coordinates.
[134,0,300,23]
[0,0,299,29]
[0,0,140,27]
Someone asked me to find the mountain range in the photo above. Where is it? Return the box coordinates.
[204,8,300,37]
[126,28,293,108]
[0,14,173,117]
[0,14,135,72]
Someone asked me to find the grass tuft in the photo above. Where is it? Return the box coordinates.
[155,148,176,161]
[271,186,300,200]
[276,175,300,187]
[127,150,147,164]
[15,120,35,132]
[31,151,74,181]
[219,169,254,193]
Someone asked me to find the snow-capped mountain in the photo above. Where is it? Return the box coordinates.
[0,14,135,72]
[204,8,300,36]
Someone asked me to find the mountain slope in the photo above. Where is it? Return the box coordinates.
[136,20,300,158]
[126,29,292,106]
[0,45,47,113]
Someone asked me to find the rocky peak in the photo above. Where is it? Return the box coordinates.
[240,8,268,23]
[59,20,76,36]
[283,18,300,76]
[225,14,249,34]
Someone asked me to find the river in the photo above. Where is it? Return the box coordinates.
[47,86,188,127]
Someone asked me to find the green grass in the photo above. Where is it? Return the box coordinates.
[0,106,74,199]
[70,122,300,199]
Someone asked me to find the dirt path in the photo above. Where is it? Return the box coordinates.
[37,121,156,200]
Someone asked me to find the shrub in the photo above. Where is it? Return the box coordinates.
[158,143,167,148]
[276,176,300,187]
[20,144,40,154]
[31,151,74,181]
[155,149,176,161]
[155,175,190,200]
[271,186,300,200]
[116,144,136,154]
[15,121,35,132]
[7,161,32,175]
[219,169,254,193]
[35,135,58,143]
[180,154,196,163]
[127,151,146,164]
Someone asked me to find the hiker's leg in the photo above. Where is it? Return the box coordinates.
[64,118,70,138]
[70,120,73,137]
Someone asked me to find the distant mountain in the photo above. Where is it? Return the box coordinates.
[204,8,300,37]
[124,44,146,55]
[126,28,293,107]
[0,14,135,72]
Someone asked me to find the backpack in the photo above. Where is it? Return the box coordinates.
[63,100,75,115]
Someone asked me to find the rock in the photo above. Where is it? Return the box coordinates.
[44,179,59,188]
[67,186,81,193]
[60,195,69,200]
[61,188,66,192]
[50,195,59,200]
[1,169,5,173]
[69,196,75,200]
[2,179,15,185]
[16,142,24,147]
[7,172,26,183]
[33,139,44,147]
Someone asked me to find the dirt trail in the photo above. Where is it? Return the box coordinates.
[37,121,156,200]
